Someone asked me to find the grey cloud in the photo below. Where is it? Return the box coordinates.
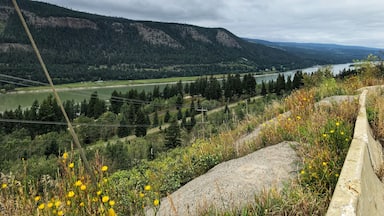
[39,0,384,48]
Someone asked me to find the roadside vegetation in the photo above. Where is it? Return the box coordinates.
[1,57,384,215]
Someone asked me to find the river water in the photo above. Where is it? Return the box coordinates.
[0,63,354,112]
[254,62,353,84]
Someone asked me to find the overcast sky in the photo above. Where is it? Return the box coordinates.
[38,0,384,48]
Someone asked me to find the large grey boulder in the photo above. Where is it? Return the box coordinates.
[148,141,300,216]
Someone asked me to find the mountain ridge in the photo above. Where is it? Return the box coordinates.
[245,38,381,64]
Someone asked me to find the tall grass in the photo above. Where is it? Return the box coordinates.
[2,61,384,215]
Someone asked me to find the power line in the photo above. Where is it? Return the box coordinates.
[0,74,195,109]
[0,79,31,87]
[11,0,95,181]
[0,118,152,128]
[0,73,48,86]
[0,73,187,107]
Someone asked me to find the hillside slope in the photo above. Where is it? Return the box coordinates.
[246,38,382,65]
[0,0,304,85]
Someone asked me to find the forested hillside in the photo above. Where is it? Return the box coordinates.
[246,38,382,64]
[0,0,305,88]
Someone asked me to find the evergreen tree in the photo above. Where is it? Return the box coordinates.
[177,109,183,120]
[176,80,183,96]
[268,80,275,93]
[165,118,181,149]
[117,118,130,138]
[80,99,88,116]
[164,110,171,123]
[181,112,187,128]
[87,91,106,118]
[234,73,242,96]
[286,75,292,92]
[110,90,123,114]
[153,85,160,98]
[175,94,183,109]
[135,108,147,137]
[243,73,256,95]
[292,71,304,89]
[118,103,132,136]
[153,110,159,127]
[261,81,267,96]
[190,99,195,114]
[276,74,286,95]
[63,99,77,120]
[139,90,147,101]
[163,84,170,99]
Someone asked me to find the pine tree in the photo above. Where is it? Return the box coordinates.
[118,118,130,137]
[276,74,286,95]
[175,94,183,109]
[110,90,122,114]
[153,110,159,127]
[261,81,267,96]
[135,108,147,137]
[177,109,183,120]
[164,110,171,123]
[165,118,181,149]
[293,71,304,89]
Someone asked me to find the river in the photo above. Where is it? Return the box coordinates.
[0,63,354,112]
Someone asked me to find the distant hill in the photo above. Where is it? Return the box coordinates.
[245,38,382,65]
[0,0,306,86]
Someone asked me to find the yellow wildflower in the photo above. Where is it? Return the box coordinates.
[57,210,64,216]
[296,116,301,120]
[322,162,328,166]
[35,196,41,202]
[67,191,75,198]
[139,192,145,198]
[92,197,98,202]
[300,170,305,175]
[102,196,109,203]
[55,200,61,208]
[80,185,87,191]
[66,200,71,206]
[109,200,115,206]
[101,165,108,172]
[336,122,340,126]
[103,178,108,183]
[340,131,344,135]
[38,203,45,210]
[1,183,7,189]
[47,202,53,208]
[68,163,74,168]
[75,180,82,187]
[108,208,116,216]
[153,199,160,206]
[335,173,339,177]
[80,202,85,207]
[62,152,68,160]
[144,185,151,191]
[97,190,102,195]
[311,173,318,178]
[330,130,335,133]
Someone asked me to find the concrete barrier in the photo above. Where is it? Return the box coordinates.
[326,90,384,215]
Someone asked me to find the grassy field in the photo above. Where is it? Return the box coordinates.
[13,76,200,92]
